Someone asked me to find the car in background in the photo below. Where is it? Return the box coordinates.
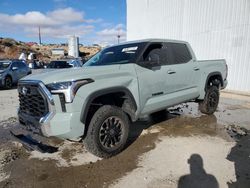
[28,60,45,69]
[0,59,31,89]
[46,59,82,69]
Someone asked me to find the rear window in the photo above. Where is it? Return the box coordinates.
[17,62,27,68]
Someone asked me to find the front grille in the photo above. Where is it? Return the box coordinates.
[18,83,49,121]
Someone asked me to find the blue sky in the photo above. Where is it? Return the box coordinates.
[0,0,127,45]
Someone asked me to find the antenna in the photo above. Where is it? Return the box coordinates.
[38,26,42,45]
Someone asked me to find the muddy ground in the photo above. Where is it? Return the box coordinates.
[0,89,250,188]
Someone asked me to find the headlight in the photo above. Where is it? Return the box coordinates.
[46,79,94,103]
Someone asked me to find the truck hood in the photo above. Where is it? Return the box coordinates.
[21,65,122,84]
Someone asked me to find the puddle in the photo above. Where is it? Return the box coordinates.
[0,129,158,188]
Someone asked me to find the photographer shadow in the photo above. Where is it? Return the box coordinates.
[178,154,219,188]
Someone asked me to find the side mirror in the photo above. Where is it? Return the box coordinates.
[12,67,18,71]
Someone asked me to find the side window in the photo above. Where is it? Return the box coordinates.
[143,43,175,66]
[11,62,18,68]
[19,62,27,68]
[171,43,192,64]
[143,43,162,66]
[15,62,22,68]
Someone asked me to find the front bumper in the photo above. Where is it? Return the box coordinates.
[18,80,85,140]
[19,110,83,139]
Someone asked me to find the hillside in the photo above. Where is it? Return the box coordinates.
[0,37,100,62]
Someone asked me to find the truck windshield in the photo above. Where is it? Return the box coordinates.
[84,42,146,66]
[0,61,11,70]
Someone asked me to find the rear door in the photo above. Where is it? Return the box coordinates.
[11,62,22,81]
[163,42,200,101]
[16,62,28,78]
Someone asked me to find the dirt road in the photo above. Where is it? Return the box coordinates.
[0,89,250,188]
[0,88,18,121]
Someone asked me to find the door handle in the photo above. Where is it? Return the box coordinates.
[193,67,200,71]
[167,70,176,74]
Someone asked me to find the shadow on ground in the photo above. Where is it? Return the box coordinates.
[178,154,219,188]
[227,132,250,188]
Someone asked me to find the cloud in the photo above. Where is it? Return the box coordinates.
[85,18,103,24]
[96,24,126,45]
[0,7,98,39]
[0,8,84,27]
[0,12,56,26]
[0,8,126,45]
[25,25,94,38]
[47,8,84,24]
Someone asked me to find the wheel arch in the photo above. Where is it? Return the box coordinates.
[205,72,223,91]
[80,87,138,127]
[5,74,12,80]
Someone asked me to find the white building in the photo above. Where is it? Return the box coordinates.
[51,48,65,56]
[127,0,250,92]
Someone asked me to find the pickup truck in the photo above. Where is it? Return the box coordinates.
[17,39,228,158]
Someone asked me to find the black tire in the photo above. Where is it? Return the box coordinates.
[4,76,12,89]
[199,86,219,114]
[83,105,130,158]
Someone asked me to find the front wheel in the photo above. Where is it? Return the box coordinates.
[83,105,130,158]
[4,76,12,89]
[199,86,219,115]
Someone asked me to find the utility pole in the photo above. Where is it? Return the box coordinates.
[38,26,42,45]
[117,34,121,44]
[117,29,121,44]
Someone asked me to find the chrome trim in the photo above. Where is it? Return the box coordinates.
[49,79,94,103]
[39,82,55,105]
[18,80,56,136]
[18,80,55,105]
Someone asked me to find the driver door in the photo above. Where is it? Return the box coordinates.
[135,43,173,115]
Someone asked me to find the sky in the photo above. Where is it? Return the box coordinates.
[0,0,127,45]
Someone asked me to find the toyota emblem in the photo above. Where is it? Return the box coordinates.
[21,87,28,95]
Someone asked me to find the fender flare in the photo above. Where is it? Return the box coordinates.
[80,87,137,124]
[204,72,223,91]
[5,74,13,82]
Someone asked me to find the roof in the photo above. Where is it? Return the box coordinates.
[110,38,189,47]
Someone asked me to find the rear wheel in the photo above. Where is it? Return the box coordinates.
[199,86,219,114]
[83,105,130,158]
[4,76,12,89]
